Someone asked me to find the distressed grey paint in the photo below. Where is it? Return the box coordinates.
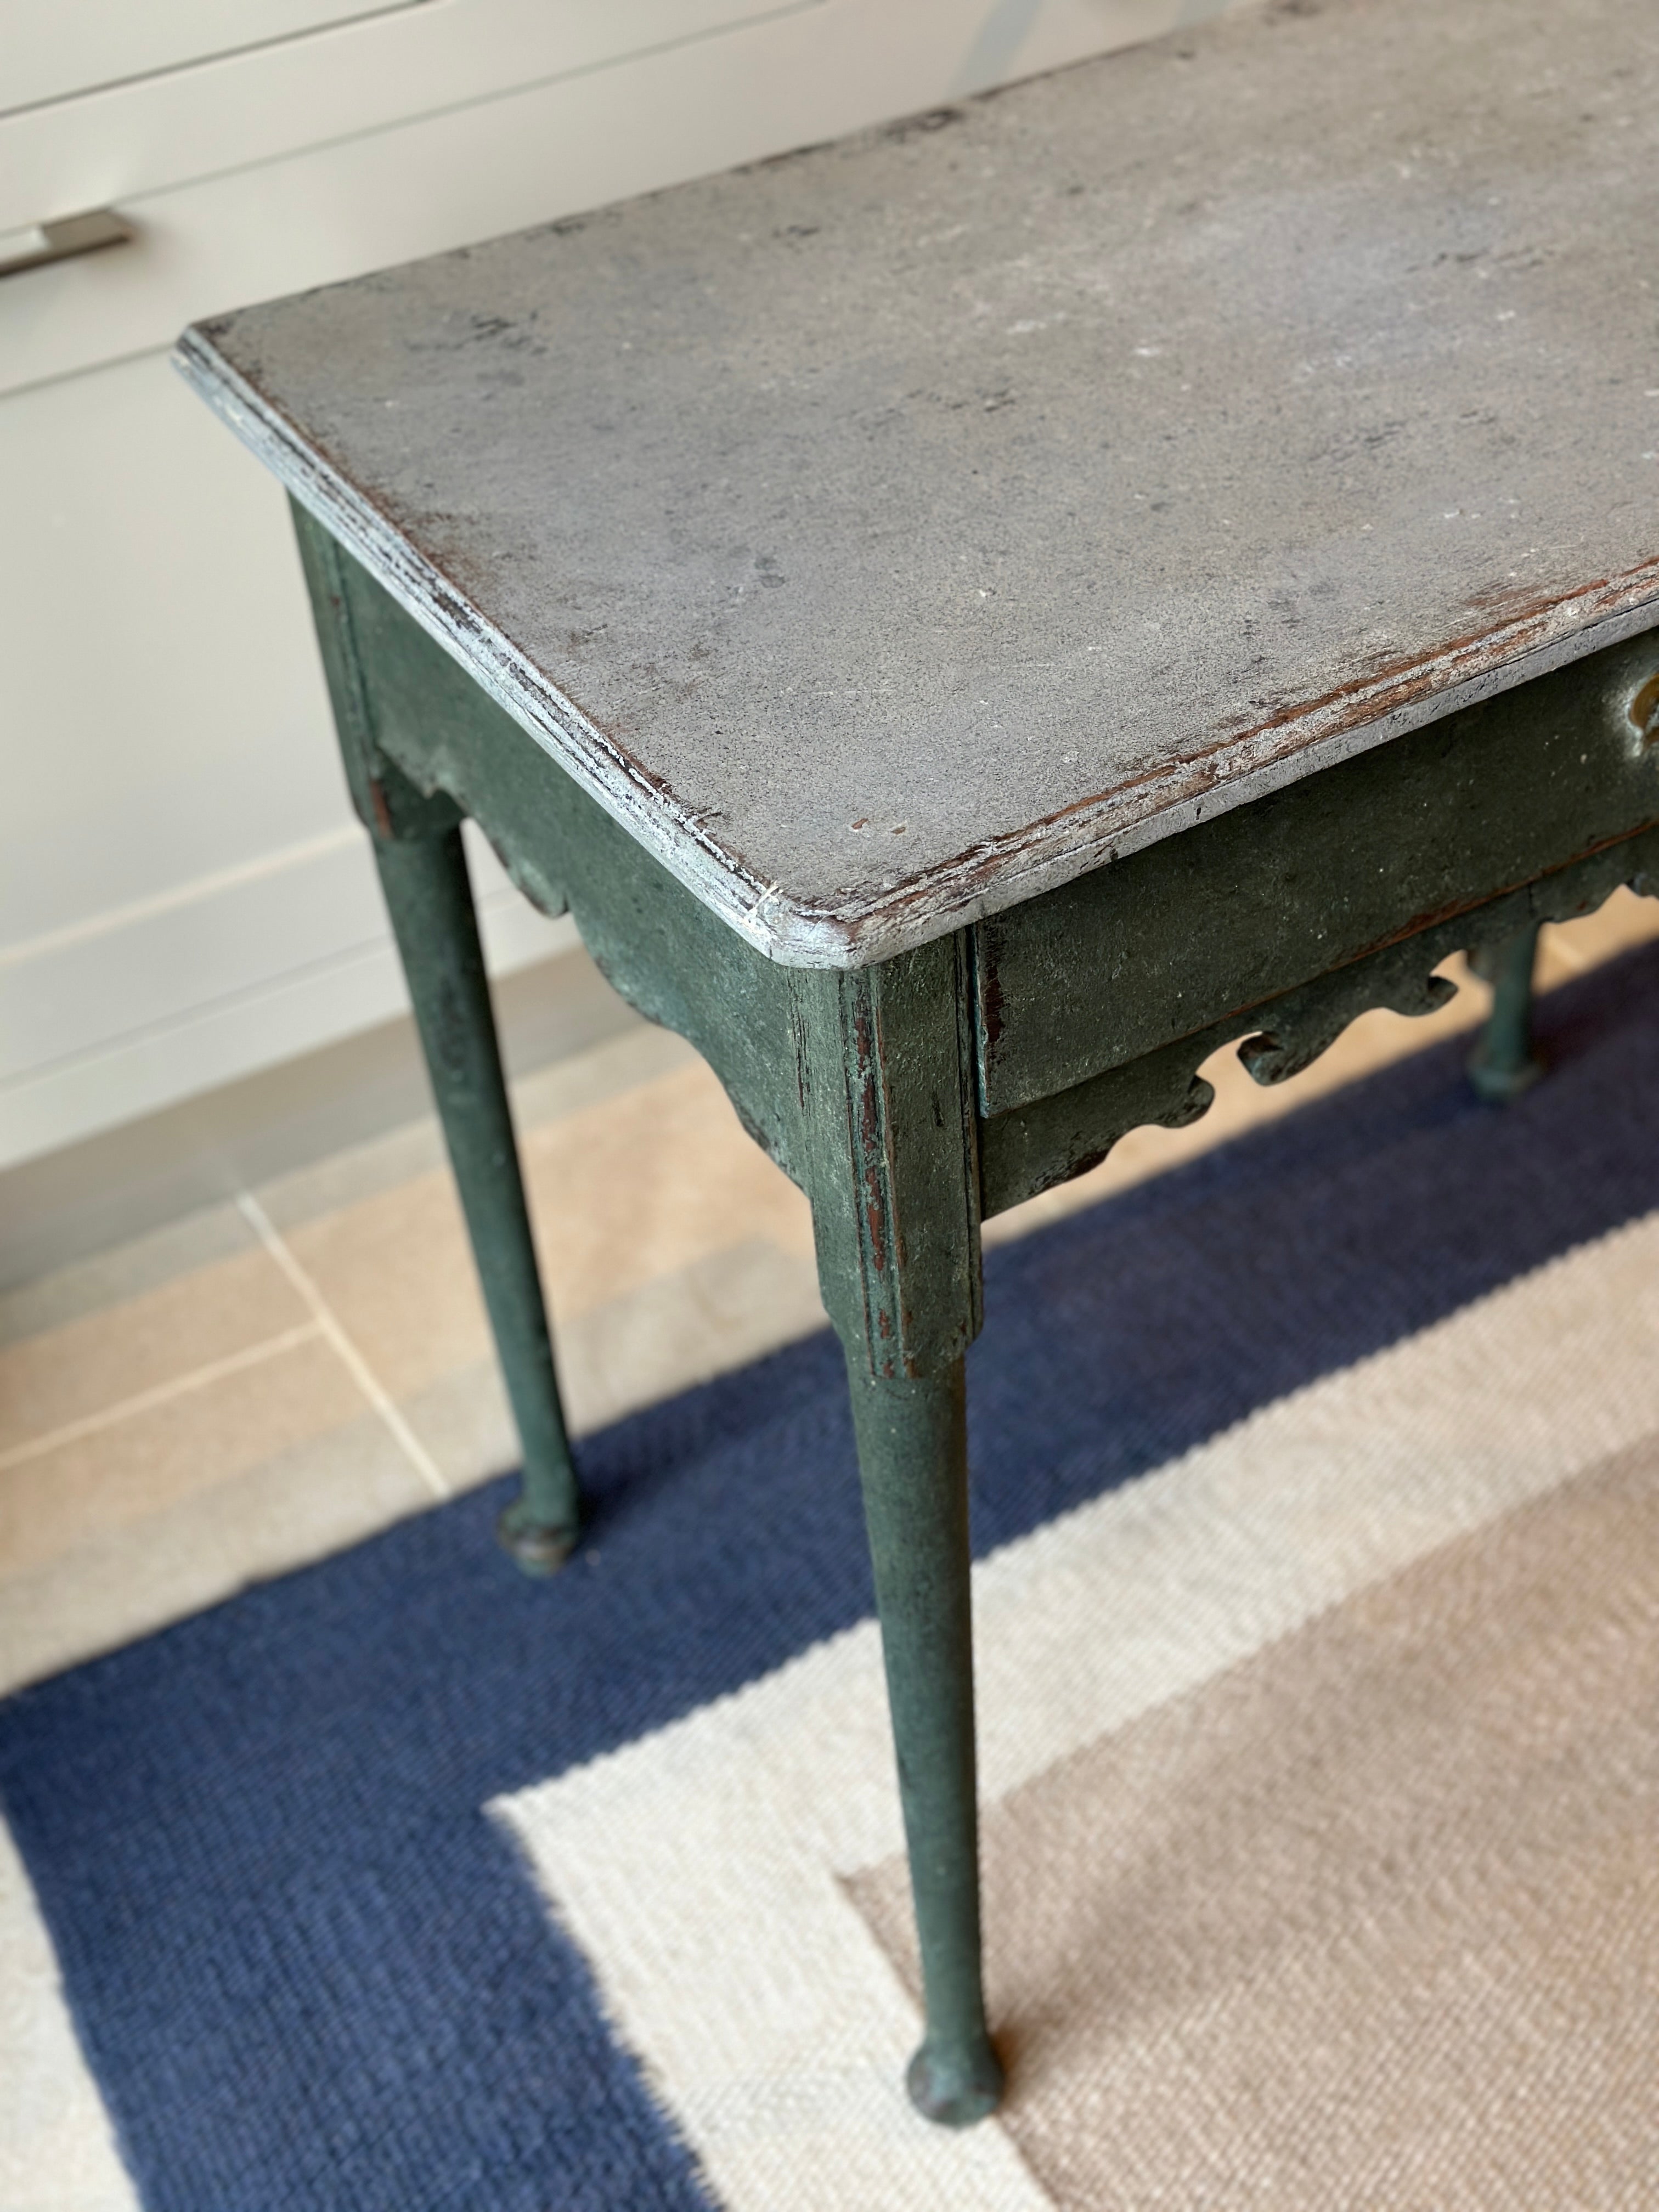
[177,0,1659,965]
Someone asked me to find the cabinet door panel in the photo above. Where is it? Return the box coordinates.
[0,0,815,228]
[0,0,1244,393]
[0,351,568,1164]
[4,0,423,116]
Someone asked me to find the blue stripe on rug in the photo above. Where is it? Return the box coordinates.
[5,941,1659,2210]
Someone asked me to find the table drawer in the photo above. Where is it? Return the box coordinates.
[973,627,1659,1119]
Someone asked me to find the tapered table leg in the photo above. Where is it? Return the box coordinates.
[374,825,581,1571]
[1468,921,1543,1104]
[845,1353,1003,2126]
[795,940,1001,2122]
[294,497,581,1569]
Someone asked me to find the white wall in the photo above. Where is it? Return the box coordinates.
[1,0,1250,1172]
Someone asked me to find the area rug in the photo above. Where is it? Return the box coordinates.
[5,945,1659,2211]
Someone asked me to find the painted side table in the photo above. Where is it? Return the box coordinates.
[177,0,1659,2127]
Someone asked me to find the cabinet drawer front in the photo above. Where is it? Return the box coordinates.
[0,0,1252,395]
[0,0,814,236]
[973,629,1659,1118]
[0,0,827,397]
[4,0,423,116]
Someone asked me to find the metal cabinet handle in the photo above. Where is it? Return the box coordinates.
[0,209,132,280]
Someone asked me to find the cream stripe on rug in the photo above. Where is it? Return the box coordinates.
[0,1819,138,2212]
[496,1209,1659,2212]
[853,1433,1659,2209]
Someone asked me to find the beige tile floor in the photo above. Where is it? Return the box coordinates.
[4,894,1658,1697]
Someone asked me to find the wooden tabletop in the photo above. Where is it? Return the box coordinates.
[177,0,1659,968]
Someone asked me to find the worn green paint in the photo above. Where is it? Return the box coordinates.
[973,630,1659,1117]
[375,825,583,1570]
[793,955,994,2114]
[295,499,1659,2128]
[980,827,1659,1216]
[319,513,806,1180]
[1468,923,1544,1104]
[296,511,580,1570]
[844,1353,1002,2126]
[791,942,983,1382]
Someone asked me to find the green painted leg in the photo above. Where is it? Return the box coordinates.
[1467,922,1543,1104]
[374,826,580,1571]
[845,1353,1002,2128]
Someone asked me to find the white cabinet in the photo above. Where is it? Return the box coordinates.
[5,0,422,114]
[0,0,1249,1170]
[0,0,815,390]
[0,350,566,1163]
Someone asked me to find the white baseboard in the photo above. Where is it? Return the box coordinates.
[0,819,573,1170]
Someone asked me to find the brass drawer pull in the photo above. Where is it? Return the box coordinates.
[0,209,132,279]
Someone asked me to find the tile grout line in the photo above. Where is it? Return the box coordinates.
[0,1323,324,1474]
[235,1190,452,1504]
